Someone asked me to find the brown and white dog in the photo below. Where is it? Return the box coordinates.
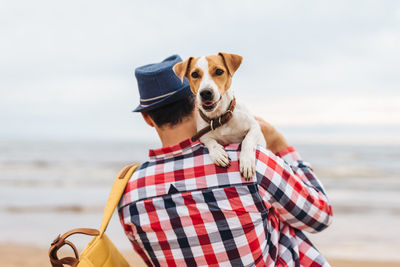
[173,52,266,179]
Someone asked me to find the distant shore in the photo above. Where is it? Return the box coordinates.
[2,243,400,267]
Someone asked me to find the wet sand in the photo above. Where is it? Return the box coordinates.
[1,243,399,267]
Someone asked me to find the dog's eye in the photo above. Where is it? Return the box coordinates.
[215,69,224,76]
[191,72,199,78]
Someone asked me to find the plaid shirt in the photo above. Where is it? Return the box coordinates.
[119,139,333,267]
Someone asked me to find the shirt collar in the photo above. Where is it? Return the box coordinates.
[149,138,201,160]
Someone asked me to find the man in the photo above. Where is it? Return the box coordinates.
[118,55,333,267]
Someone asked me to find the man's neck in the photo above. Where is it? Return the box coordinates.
[156,115,197,147]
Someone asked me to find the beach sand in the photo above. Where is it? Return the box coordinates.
[1,243,400,267]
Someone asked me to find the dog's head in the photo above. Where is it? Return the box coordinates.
[173,52,242,114]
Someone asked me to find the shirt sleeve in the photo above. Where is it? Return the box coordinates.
[118,206,152,266]
[256,146,333,233]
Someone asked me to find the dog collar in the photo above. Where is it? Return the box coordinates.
[191,98,236,142]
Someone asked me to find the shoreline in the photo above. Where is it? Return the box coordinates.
[1,243,400,267]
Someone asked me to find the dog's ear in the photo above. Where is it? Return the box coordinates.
[173,57,193,83]
[218,52,243,76]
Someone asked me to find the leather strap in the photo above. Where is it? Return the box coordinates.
[191,98,236,142]
[48,164,140,267]
[49,228,100,267]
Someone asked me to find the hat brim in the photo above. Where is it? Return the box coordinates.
[133,83,193,112]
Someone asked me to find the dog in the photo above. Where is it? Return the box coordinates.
[173,52,266,179]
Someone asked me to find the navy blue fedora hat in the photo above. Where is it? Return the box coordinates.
[133,54,193,112]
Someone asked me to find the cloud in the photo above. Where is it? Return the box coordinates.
[0,0,399,141]
[246,94,400,126]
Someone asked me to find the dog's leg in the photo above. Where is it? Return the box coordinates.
[201,136,230,168]
[240,124,266,180]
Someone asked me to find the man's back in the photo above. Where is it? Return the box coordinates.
[119,139,333,267]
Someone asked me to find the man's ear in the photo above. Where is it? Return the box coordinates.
[141,112,155,127]
[173,57,193,83]
[218,52,243,76]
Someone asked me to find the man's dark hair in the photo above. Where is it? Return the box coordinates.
[146,95,195,127]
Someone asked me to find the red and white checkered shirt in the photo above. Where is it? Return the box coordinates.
[119,139,333,267]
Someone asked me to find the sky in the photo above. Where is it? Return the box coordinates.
[1,1,399,145]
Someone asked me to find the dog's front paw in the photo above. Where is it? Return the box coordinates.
[209,146,230,168]
[240,154,256,180]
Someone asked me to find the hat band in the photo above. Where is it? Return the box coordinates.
[140,90,177,104]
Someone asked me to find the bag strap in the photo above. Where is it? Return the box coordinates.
[49,228,99,267]
[99,163,140,237]
[48,163,140,267]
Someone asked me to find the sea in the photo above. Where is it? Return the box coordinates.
[1,140,400,261]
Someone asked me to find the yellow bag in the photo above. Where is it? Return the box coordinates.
[49,164,141,267]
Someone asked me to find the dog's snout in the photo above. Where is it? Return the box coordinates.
[200,89,213,101]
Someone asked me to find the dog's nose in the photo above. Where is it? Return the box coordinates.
[200,90,213,101]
